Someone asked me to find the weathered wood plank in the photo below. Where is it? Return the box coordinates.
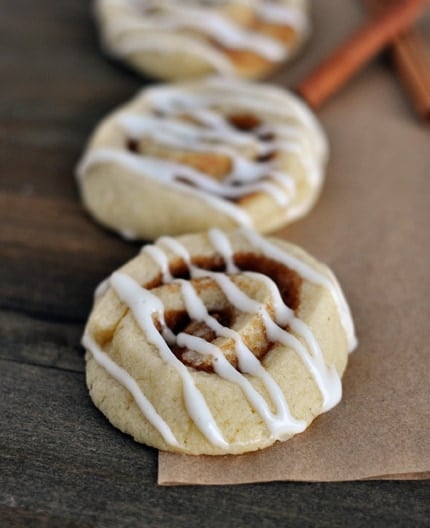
[0,192,139,320]
[0,507,93,528]
[0,0,143,324]
[0,310,84,372]
[1,360,430,528]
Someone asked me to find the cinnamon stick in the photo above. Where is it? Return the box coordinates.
[296,0,429,110]
[366,0,430,122]
[391,31,430,122]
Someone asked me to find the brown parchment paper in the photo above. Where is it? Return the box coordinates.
[159,0,430,485]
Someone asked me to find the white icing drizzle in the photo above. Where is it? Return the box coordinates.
[237,272,342,411]
[177,279,306,437]
[98,0,308,71]
[208,228,238,273]
[144,6,287,61]
[141,244,173,283]
[219,274,339,411]
[116,35,236,75]
[85,228,355,448]
[159,230,348,410]
[109,271,228,448]
[240,229,357,351]
[82,331,178,446]
[201,76,328,160]
[117,113,290,206]
[78,78,327,227]
[161,231,342,412]
[257,2,309,31]
[77,147,253,228]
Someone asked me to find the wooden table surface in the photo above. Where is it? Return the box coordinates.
[1,1,429,526]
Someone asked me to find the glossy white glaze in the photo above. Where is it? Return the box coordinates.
[84,229,355,448]
[82,331,178,446]
[240,229,357,351]
[78,147,253,229]
[78,77,327,232]
[97,0,309,72]
[110,271,228,447]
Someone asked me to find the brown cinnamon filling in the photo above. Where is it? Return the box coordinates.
[142,252,301,372]
[234,253,301,311]
[126,138,139,153]
[228,113,261,131]
[163,305,277,373]
[165,309,233,338]
[258,131,275,142]
[124,111,279,202]
[167,308,235,372]
[256,151,276,163]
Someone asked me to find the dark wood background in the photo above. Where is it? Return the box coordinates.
[1,1,429,526]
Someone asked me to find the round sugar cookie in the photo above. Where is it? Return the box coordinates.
[83,228,356,455]
[77,77,328,241]
[94,0,311,80]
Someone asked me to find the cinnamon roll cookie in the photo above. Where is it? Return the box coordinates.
[83,229,356,455]
[94,0,310,80]
[77,77,328,240]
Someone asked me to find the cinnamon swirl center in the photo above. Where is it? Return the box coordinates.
[143,252,301,372]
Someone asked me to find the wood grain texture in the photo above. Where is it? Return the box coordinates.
[2,361,429,528]
[0,0,429,526]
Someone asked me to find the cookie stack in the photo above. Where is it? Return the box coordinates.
[79,0,356,455]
